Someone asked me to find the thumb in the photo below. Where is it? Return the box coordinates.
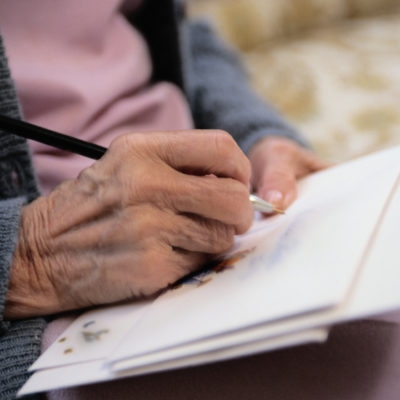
[256,167,297,211]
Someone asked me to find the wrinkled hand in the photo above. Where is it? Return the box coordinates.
[249,136,330,211]
[5,131,253,319]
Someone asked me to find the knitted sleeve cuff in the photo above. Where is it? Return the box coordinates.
[0,197,25,330]
[0,198,47,399]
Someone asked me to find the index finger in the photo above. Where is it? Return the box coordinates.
[133,130,251,186]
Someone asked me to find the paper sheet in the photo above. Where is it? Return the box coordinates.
[111,166,400,373]
[21,145,400,394]
[18,328,328,396]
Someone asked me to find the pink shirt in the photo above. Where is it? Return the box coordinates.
[0,0,193,193]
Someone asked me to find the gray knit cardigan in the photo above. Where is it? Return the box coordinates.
[0,1,306,398]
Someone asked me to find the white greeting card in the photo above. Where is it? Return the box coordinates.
[19,145,400,396]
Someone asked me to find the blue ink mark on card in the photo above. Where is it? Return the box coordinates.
[82,329,110,342]
[83,320,95,328]
[266,211,313,268]
[237,253,266,281]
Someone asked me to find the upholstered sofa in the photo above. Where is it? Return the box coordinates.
[189,0,400,162]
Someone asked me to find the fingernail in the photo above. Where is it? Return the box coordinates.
[264,190,283,207]
[283,190,296,209]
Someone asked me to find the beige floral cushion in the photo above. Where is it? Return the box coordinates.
[189,0,400,50]
[189,0,400,162]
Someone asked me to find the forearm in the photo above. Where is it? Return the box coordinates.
[184,20,311,154]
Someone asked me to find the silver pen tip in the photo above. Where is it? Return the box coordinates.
[249,194,285,214]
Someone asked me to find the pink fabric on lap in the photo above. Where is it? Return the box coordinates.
[41,316,77,354]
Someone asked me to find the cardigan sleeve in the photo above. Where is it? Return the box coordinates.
[0,198,46,400]
[183,19,311,154]
[0,33,45,400]
[0,197,24,329]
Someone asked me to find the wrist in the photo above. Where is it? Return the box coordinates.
[4,200,60,319]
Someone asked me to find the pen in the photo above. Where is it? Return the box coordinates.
[249,194,284,214]
[0,114,284,214]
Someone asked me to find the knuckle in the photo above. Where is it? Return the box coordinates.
[186,217,235,254]
[101,184,122,209]
[76,165,98,190]
[213,130,250,184]
[108,134,130,156]
[119,166,176,210]
[76,166,118,209]
[132,207,162,238]
[119,171,155,207]
[132,173,155,196]
[213,130,236,156]
[141,249,165,276]
[142,249,184,290]
[173,257,197,279]
[142,178,175,209]
[211,224,235,253]
[155,177,192,213]
[109,133,150,160]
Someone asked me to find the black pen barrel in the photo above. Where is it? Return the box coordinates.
[0,114,107,160]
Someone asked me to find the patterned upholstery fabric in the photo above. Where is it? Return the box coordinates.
[189,0,400,162]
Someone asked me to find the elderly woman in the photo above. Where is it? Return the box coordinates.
[0,0,327,398]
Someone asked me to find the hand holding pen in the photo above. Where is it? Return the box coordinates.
[3,121,261,318]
